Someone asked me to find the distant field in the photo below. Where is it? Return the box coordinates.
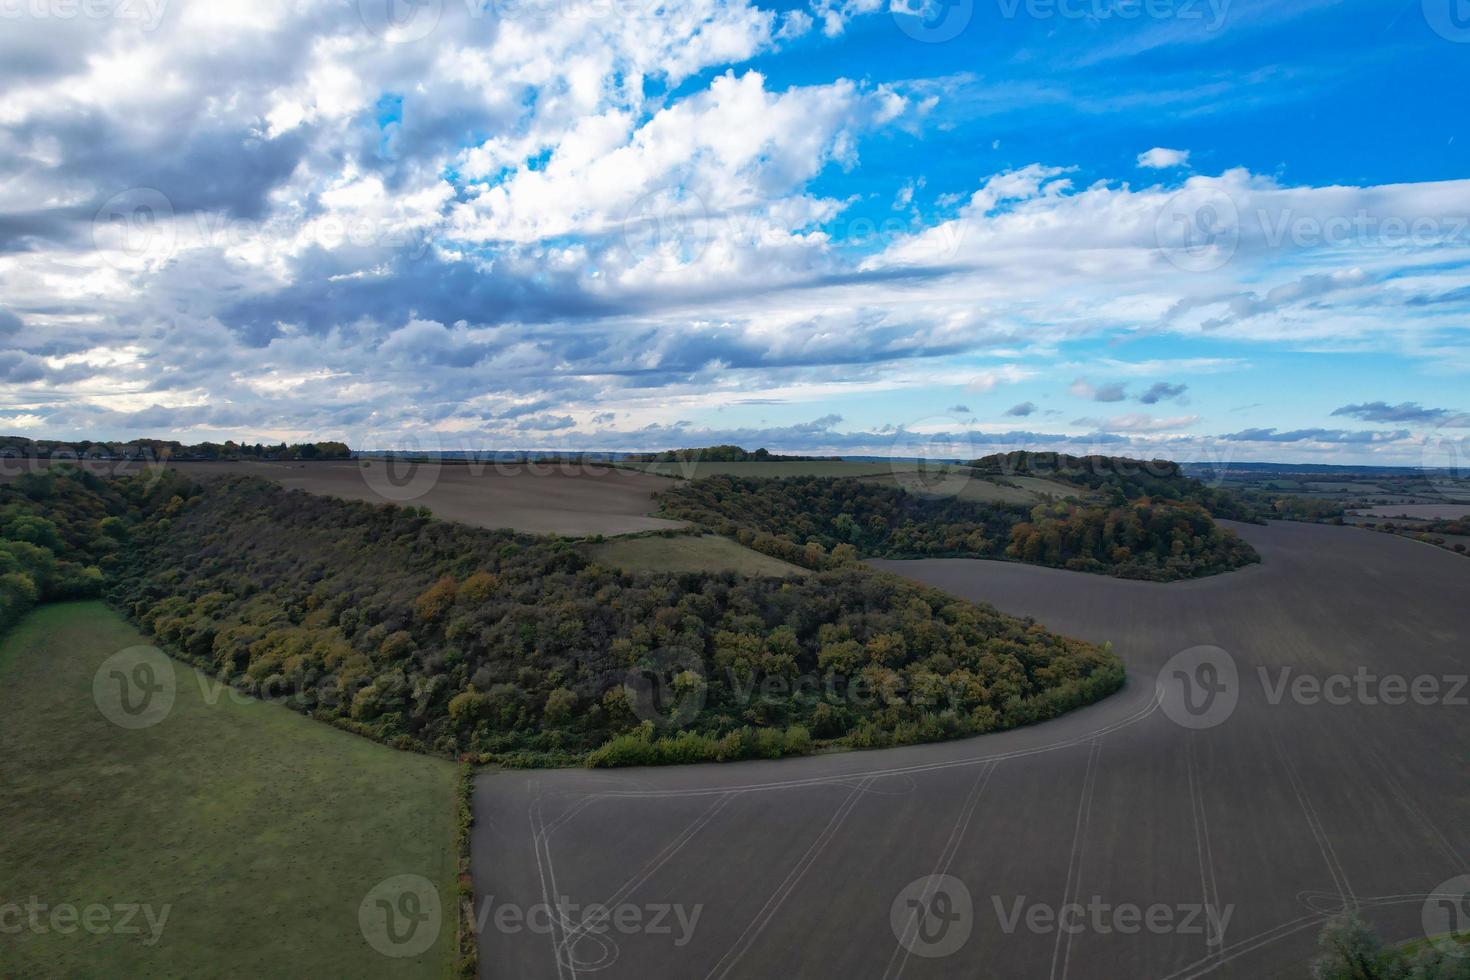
[585,533,808,577]
[0,458,685,536]
[0,603,456,979]
[859,470,1082,505]
[175,460,686,537]
[1355,503,1470,520]
[621,460,1084,506]
[624,460,918,479]
[1305,481,1387,493]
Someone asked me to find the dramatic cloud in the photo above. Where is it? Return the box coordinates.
[0,0,1464,465]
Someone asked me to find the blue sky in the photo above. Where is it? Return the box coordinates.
[1,0,1468,464]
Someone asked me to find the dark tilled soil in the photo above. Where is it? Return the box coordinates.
[474,521,1470,980]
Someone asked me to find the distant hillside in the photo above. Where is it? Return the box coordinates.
[969,451,1261,522]
[626,445,841,463]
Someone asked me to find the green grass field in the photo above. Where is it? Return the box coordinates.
[0,602,456,979]
[586,533,808,577]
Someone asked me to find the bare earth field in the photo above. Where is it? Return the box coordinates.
[170,460,687,537]
[584,534,808,577]
[1,458,685,536]
[473,522,1470,980]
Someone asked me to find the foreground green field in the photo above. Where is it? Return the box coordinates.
[585,533,808,577]
[0,602,456,979]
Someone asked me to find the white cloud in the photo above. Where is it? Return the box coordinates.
[1137,147,1192,169]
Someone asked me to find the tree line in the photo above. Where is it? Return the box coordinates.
[0,436,351,461]
[657,474,1260,581]
[58,472,1122,766]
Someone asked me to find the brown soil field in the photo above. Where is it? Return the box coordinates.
[0,458,684,536]
[584,533,808,577]
[475,522,1470,980]
[184,460,688,536]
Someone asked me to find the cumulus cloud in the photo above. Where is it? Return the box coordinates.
[0,1,1465,467]
[1137,147,1191,169]
[1070,378,1128,403]
[1139,382,1189,405]
[1220,427,1411,444]
[1331,401,1470,426]
[1072,413,1199,433]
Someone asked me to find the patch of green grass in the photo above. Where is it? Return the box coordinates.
[586,533,808,577]
[0,602,457,979]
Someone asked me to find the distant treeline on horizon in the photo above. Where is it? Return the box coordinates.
[0,436,351,461]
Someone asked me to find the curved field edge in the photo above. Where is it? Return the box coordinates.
[0,602,457,979]
[114,477,1124,771]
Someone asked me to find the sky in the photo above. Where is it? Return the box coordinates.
[1,0,1469,466]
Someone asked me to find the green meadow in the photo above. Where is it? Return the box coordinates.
[0,602,457,979]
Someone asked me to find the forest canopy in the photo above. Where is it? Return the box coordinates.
[55,473,1125,766]
[657,474,1260,582]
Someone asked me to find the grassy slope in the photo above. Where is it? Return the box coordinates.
[0,602,456,979]
[586,533,809,577]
